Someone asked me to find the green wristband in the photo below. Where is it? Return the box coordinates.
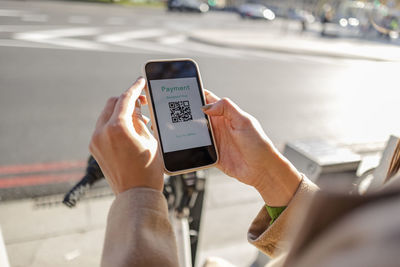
[266,205,286,225]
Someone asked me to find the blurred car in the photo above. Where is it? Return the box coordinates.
[167,0,209,13]
[237,3,275,21]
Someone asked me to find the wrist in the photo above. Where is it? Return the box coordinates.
[112,173,164,194]
[254,152,302,206]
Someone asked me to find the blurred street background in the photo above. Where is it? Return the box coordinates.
[0,0,400,266]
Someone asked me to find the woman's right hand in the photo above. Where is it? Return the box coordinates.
[202,90,302,206]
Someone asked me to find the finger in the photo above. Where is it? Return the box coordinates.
[96,97,118,128]
[204,89,220,104]
[132,103,150,125]
[133,114,152,138]
[112,77,145,120]
[139,95,148,106]
[202,98,244,123]
[131,98,152,135]
[141,115,150,125]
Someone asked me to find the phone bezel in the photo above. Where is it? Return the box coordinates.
[143,58,219,175]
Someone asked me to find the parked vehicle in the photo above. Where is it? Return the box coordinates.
[237,3,275,21]
[332,1,389,37]
[167,0,209,13]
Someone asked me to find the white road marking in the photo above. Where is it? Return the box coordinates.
[68,16,90,24]
[112,39,184,54]
[0,9,27,17]
[21,14,48,23]
[13,27,108,50]
[158,35,187,45]
[14,27,100,39]
[0,39,63,49]
[105,17,126,26]
[31,38,107,50]
[97,29,191,54]
[0,25,354,64]
[176,40,243,58]
[97,28,167,43]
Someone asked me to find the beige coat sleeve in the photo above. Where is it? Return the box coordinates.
[247,176,319,258]
[101,187,179,267]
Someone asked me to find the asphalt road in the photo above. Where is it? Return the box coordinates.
[1,0,400,200]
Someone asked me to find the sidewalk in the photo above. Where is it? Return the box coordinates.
[189,27,400,61]
[0,170,263,267]
[0,140,386,267]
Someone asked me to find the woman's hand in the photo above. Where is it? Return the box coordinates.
[203,90,301,206]
[89,77,164,194]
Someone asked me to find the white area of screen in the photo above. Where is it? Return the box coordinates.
[150,77,212,153]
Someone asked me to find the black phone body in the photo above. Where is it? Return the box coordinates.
[144,59,218,174]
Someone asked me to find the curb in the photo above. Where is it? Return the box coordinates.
[188,35,396,62]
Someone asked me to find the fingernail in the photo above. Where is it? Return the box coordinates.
[201,103,213,111]
[136,76,144,82]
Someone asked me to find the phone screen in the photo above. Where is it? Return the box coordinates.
[149,77,211,153]
[145,60,217,173]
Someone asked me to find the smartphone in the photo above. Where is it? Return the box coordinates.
[143,59,218,175]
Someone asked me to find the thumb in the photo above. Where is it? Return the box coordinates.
[202,98,243,122]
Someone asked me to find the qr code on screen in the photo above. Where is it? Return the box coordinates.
[169,101,193,123]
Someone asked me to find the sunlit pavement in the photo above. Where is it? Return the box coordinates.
[0,170,263,267]
[1,0,400,266]
[190,28,400,61]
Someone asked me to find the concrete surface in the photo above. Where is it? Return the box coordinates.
[0,169,264,267]
[189,28,400,62]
